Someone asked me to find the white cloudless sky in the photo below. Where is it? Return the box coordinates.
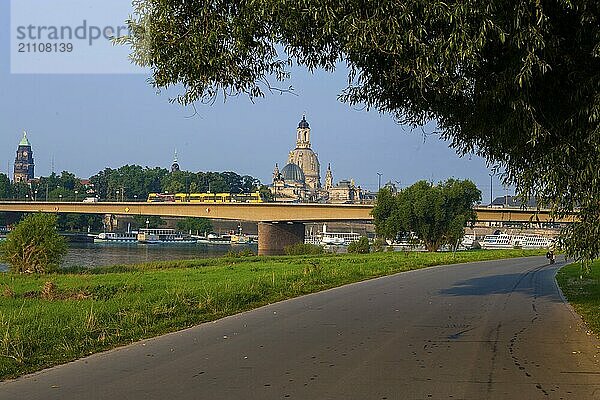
[0,0,512,203]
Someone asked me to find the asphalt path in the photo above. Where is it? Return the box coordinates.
[2,256,600,399]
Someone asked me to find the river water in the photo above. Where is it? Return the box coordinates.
[0,242,258,272]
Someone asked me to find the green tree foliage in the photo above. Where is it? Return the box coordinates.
[176,217,213,235]
[132,215,166,229]
[89,166,262,201]
[36,172,87,201]
[4,167,264,203]
[284,242,325,255]
[258,185,274,202]
[0,213,67,274]
[12,183,30,200]
[56,214,103,232]
[373,180,481,252]
[122,1,599,259]
[347,237,371,254]
[0,174,12,200]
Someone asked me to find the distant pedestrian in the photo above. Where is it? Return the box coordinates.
[546,240,556,264]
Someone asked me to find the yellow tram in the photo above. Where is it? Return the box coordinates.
[147,191,264,203]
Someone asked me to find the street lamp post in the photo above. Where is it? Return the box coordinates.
[34,189,38,201]
[489,173,494,207]
[115,190,119,202]
[74,190,78,202]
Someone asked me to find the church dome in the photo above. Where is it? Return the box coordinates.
[281,163,305,183]
[298,115,309,129]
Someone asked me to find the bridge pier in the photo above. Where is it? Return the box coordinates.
[258,222,305,256]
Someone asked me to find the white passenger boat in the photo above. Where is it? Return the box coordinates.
[481,234,553,249]
[317,224,361,246]
[196,233,233,245]
[94,232,138,243]
[137,229,197,244]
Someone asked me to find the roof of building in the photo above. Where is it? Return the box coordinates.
[281,163,305,184]
[19,131,31,147]
[298,115,310,129]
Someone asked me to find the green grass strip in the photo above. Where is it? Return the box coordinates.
[556,261,600,337]
[0,249,543,380]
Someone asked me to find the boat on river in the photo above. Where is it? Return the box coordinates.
[231,234,252,244]
[94,232,138,243]
[318,224,360,246]
[481,234,553,249]
[137,229,197,244]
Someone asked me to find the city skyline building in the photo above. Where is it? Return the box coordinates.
[272,116,363,203]
[13,131,35,183]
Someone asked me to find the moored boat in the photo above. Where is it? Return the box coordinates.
[481,234,553,249]
[94,232,138,243]
[137,229,197,244]
[318,224,360,246]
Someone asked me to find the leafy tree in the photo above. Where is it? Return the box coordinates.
[371,188,401,241]
[0,213,67,274]
[57,214,103,232]
[58,171,79,191]
[0,174,12,200]
[347,237,370,254]
[48,187,72,202]
[88,166,262,201]
[176,217,213,235]
[258,185,274,202]
[373,179,481,252]
[12,182,30,200]
[121,1,600,259]
[132,215,166,229]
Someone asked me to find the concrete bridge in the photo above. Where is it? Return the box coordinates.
[0,202,373,255]
[0,202,576,254]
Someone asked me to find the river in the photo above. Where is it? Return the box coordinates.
[0,242,258,272]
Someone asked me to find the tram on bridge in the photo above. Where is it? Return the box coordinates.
[147,191,265,204]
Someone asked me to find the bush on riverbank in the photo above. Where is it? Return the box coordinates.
[348,237,370,254]
[0,248,544,380]
[284,243,325,255]
[0,213,67,274]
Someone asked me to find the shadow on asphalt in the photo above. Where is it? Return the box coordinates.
[438,266,559,299]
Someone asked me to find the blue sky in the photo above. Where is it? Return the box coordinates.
[0,0,510,202]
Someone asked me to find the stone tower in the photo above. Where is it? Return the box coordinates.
[272,163,281,182]
[325,163,333,190]
[287,115,321,191]
[13,131,34,183]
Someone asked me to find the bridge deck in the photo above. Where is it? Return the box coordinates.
[0,202,374,222]
[0,202,576,223]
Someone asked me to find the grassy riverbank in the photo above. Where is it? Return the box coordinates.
[0,249,543,380]
[556,261,600,336]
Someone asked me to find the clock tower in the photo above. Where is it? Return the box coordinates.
[13,131,35,183]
